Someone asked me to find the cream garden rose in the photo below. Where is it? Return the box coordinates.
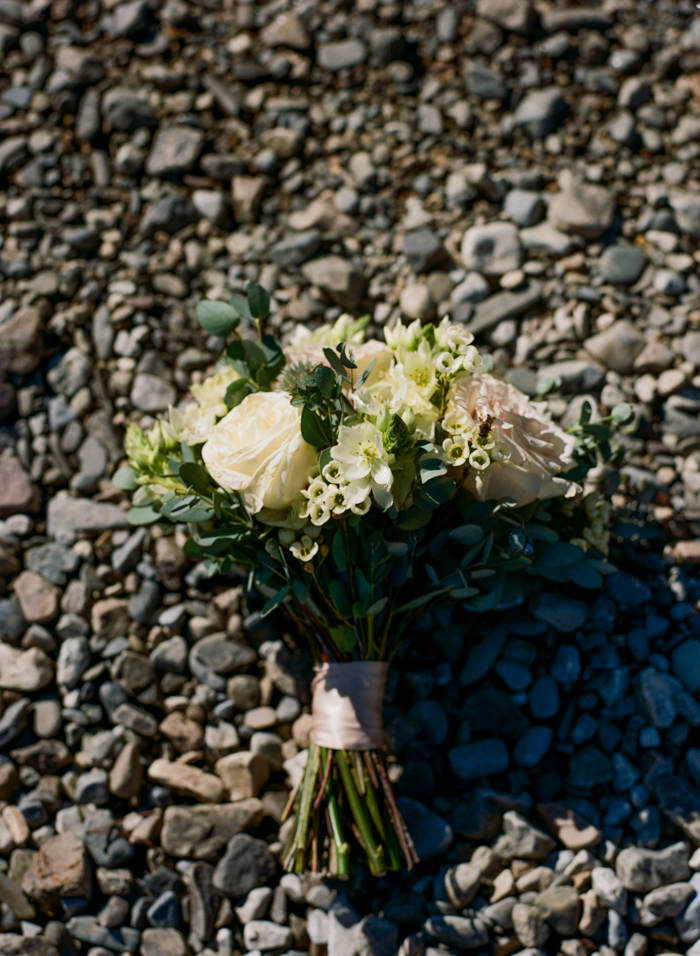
[202,392,317,513]
[449,374,579,506]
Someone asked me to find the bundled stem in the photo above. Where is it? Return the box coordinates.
[282,745,418,877]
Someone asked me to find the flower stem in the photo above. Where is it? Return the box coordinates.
[294,744,320,872]
[323,750,350,878]
[336,750,386,876]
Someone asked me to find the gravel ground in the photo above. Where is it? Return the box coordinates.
[1,0,700,954]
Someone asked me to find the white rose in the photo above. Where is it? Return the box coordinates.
[449,374,580,506]
[284,340,393,389]
[202,392,318,513]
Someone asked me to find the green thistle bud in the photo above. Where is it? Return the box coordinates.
[384,414,413,457]
[124,423,153,473]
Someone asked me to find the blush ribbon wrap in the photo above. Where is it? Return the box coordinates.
[309,661,389,751]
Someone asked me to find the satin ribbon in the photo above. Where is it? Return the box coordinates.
[309,661,388,751]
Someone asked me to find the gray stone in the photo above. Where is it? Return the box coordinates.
[424,915,489,950]
[513,726,552,768]
[160,802,264,859]
[504,189,544,227]
[512,903,550,948]
[549,177,616,239]
[25,543,79,586]
[585,321,646,374]
[82,810,135,869]
[141,194,197,236]
[395,798,452,861]
[270,230,322,268]
[643,882,695,918]
[461,222,522,276]
[599,245,648,285]
[47,492,129,538]
[66,917,139,953]
[102,88,155,132]
[670,191,700,238]
[243,921,292,952]
[146,126,204,177]
[0,697,30,749]
[616,843,690,893]
[477,0,534,34]
[513,87,567,138]
[592,867,628,914]
[609,110,637,146]
[403,229,447,274]
[318,39,367,71]
[535,884,580,935]
[213,834,276,898]
[56,637,90,690]
[47,349,93,398]
[104,0,147,37]
[494,811,556,860]
[301,256,365,309]
[417,103,443,135]
[465,64,507,101]
[467,281,543,334]
[530,592,588,632]
[618,77,652,110]
[520,221,575,255]
[130,374,177,413]
[541,7,611,31]
[448,738,509,780]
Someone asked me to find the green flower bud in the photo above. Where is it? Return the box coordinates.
[375,404,391,431]
[401,408,416,434]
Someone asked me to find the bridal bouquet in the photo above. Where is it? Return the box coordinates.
[117,285,629,877]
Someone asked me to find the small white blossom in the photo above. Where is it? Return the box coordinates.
[305,478,328,501]
[461,346,483,373]
[435,317,475,353]
[322,460,343,483]
[436,352,461,375]
[289,536,319,561]
[325,480,369,514]
[308,501,331,526]
[443,437,468,466]
[469,448,490,471]
[351,496,371,515]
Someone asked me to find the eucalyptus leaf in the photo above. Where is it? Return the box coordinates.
[449,524,484,545]
[248,284,270,320]
[196,300,240,336]
[179,462,211,496]
[330,625,356,653]
[261,585,291,618]
[230,293,253,322]
[366,597,388,617]
[397,506,432,531]
[127,504,161,525]
[112,466,139,491]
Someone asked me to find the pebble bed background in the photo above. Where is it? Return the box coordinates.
[1,1,700,955]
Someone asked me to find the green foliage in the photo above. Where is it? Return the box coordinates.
[196,300,241,337]
[112,466,139,491]
[248,284,271,320]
